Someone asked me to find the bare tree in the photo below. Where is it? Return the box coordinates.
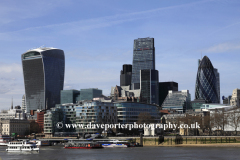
[228,108,240,135]
[211,109,228,136]
[137,112,155,124]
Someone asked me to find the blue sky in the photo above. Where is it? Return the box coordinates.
[0,0,240,109]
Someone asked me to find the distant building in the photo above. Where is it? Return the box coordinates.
[22,47,65,112]
[0,119,30,136]
[110,85,141,102]
[80,88,102,101]
[115,102,160,124]
[131,38,155,89]
[230,88,240,107]
[223,95,232,105]
[120,64,132,87]
[76,101,117,134]
[36,111,45,133]
[140,69,159,105]
[22,95,26,113]
[61,90,80,104]
[159,82,178,107]
[162,90,191,113]
[0,108,26,120]
[191,99,207,111]
[195,56,220,103]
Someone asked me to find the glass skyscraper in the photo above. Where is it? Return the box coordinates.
[22,47,65,112]
[131,38,155,89]
[140,69,159,105]
[195,56,220,103]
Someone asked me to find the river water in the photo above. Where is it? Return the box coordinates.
[0,146,239,160]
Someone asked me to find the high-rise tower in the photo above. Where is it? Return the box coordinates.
[195,56,219,103]
[131,38,155,89]
[22,47,65,112]
[120,64,132,86]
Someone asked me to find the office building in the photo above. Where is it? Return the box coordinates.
[223,95,232,105]
[80,88,102,101]
[195,56,219,103]
[120,64,132,87]
[162,90,191,112]
[0,119,30,136]
[114,102,160,124]
[110,85,141,102]
[131,38,155,89]
[22,47,65,112]
[140,69,159,105]
[22,94,26,113]
[61,90,80,104]
[159,82,178,106]
[230,88,240,107]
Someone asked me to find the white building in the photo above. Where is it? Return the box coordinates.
[230,88,240,107]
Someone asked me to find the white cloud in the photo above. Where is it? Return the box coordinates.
[203,43,240,53]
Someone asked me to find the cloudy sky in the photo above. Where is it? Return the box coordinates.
[0,0,240,109]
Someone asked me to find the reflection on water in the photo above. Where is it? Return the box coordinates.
[0,146,240,160]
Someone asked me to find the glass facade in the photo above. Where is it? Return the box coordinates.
[120,64,132,86]
[22,48,65,112]
[76,101,117,133]
[80,88,102,101]
[195,56,219,103]
[140,69,159,105]
[61,90,80,104]
[131,38,155,89]
[114,102,160,124]
[161,90,191,112]
[159,82,178,107]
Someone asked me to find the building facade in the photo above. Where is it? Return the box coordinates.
[80,88,102,101]
[162,90,191,112]
[159,82,178,107]
[22,95,26,113]
[0,119,30,136]
[230,88,240,107]
[0,109,26,120]
[115,102,160,124]
[195,56,219,103]
[120,64,132,87]
[131,38,155,89]
[61,90,80,104]
[140,69,159,105]
[22,47,65,112]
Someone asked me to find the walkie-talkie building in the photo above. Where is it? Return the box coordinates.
[22,48,65,113]
[131,38,155,89]
[195,56,219,103]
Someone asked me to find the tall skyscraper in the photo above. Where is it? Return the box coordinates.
[131,38,155,89]
[140,69,159,105]
[22,47,65,112]
[195,56,219,103]
[120,64,132,86]
[22,94,26,112]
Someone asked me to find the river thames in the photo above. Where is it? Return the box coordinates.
[0,146,239,160]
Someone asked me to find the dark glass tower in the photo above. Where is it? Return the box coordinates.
[120,64,132,86]
[195,56,219,103]
[159,82,178,106]
[22,48,65,112]
[140,69,159,105]
[131,38,155,89]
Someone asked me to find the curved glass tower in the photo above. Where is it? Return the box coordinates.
[195,56,219,103]
[22,48,65,112]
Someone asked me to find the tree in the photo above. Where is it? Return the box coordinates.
[211,109,228,136]
[137,112,155,124]
[228,108,240,135]
[30,121,40,134]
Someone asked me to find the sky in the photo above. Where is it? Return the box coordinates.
[0,0,240,110]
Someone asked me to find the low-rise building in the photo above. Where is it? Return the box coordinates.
[0,119,30,136]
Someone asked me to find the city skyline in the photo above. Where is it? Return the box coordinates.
[1,0,240,109]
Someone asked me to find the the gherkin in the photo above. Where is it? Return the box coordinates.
[195,56,220,103]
